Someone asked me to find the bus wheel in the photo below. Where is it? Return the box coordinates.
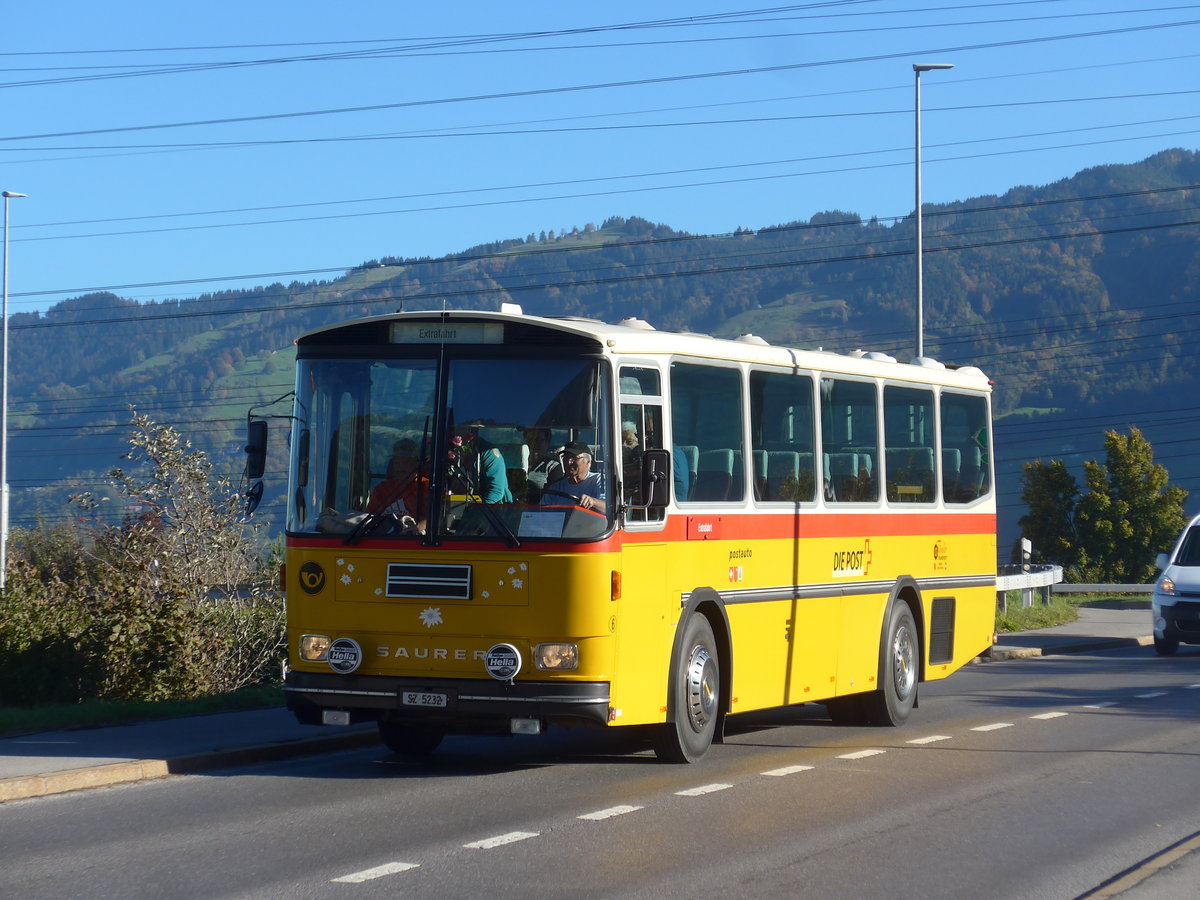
[863,601,918,727]
[654,613,720,763]
[1154,635,1179,657]
[378,719,445,756]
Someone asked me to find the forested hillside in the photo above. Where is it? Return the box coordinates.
[11,148,1200,548]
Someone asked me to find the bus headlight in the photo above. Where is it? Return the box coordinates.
[534,642,578,671]
[299,634,332,661]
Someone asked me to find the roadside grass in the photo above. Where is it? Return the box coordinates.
[996,591,1150,633]
[0,684,283,739]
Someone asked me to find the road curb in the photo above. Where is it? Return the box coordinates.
[984,635,1153,661]
[0,727,381,804]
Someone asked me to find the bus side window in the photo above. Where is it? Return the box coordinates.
[670,363,745,503]
[941,393,991,503]
[820,378,879,503]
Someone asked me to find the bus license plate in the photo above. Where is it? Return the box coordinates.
[402,691,447,708]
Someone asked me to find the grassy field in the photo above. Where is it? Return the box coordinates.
[996,592,1150,633]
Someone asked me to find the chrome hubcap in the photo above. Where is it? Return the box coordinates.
[892,623,917,701]
[684,645,718,733]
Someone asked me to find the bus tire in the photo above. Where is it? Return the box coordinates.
[863,600,918,727]
[378,719,445,756]
[1153,635,1179,657]
[653,612,720,763]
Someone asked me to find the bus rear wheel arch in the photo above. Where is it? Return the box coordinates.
[862,598,919,726]
[826,596,920,727]
[653,611,723,763]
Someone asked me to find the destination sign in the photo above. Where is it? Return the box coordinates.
[390,322,503,344]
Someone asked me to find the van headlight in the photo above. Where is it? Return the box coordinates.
[299,634,332,661]
[534,642,578,670]
[1158,576,1176,597]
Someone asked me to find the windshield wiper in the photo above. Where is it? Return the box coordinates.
[451,460,520,548]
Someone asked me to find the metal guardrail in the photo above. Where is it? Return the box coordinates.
[1051,583,1154,593]
[995,564,1063,609]
[994,564,1156,609]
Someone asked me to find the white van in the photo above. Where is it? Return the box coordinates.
[1153,513,1200,656]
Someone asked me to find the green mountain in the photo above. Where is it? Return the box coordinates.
[10,148,1200,552]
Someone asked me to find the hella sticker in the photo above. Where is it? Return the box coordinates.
[484,643,522,681]
[328,638,363,674]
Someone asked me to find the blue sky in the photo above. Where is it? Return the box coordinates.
[3,1,1198,315]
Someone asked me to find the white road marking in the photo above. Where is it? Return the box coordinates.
[1186,684,1200,690]
[331,862,419,883]
[578,805,643,820]
[971,722,1013,732]
[907,734,952,744]
[761,764,815,776]
[675,783,733,796]
[1135,691,1167,699]
[463,831,539,850]
[1030,711,1068,720]
[1083,701,1117,708]
[837,748,886,760]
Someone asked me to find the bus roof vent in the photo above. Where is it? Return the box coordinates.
[951,365,986,378]
[735,333,770,346]
[864,351,897,363]
[617,317,656,330]
[911,356,946,369]
[500,302,524,315]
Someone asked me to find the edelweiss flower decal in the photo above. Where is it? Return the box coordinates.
[419,607,443,628]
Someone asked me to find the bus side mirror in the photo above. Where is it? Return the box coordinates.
[246,419,268,480]
[641,449,670,509]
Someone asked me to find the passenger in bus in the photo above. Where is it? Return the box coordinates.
[673,444,691,501]
[524,426,563,503]
[541,440,607,513]
[368,438,430,532]
[454,424,513,504]
[622,422,643,502]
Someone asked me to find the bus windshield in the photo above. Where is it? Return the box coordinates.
[287,355,613,541]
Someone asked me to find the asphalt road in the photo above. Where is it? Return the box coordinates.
[3,645,1198,899]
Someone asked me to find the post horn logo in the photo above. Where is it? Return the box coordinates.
[299,561,326,595]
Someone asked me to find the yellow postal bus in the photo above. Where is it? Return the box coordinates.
[262,306,995,762]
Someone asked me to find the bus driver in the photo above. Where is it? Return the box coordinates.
[540,440,606,514]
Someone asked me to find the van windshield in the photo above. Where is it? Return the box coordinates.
[1175,526,1200,566]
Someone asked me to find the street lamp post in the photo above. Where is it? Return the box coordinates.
[913,63,953,360]
[2,190,27,591]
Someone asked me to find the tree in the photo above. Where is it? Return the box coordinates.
[1018,458,1080,570]
[1074,427,1187,583]
[1018,427,1187,583]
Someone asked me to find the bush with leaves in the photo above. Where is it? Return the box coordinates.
[0,413,284,706]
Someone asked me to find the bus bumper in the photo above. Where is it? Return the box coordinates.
[284,670,612,731]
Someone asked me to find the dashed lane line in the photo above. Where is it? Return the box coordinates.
[463,831,539,850]
[578,805,643,820]
[761,764,815,777]
[837,748,886,760]
[1030,711,1069,720]
[331,862,419,884]
[971,722,1014,732]
[906,734,952,744]
[675,783,733,797]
